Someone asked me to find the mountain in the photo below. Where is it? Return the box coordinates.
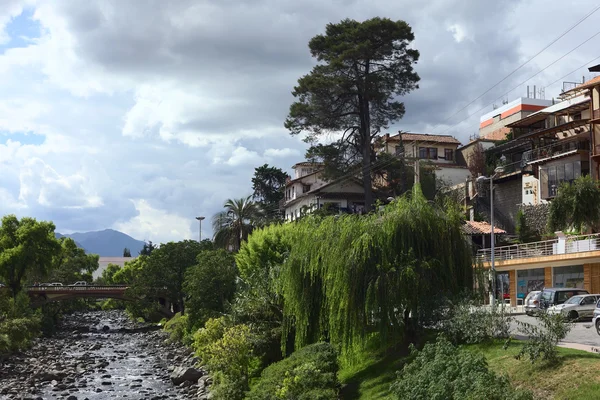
[56,229,146,257]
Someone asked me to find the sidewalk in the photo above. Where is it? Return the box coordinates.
[558,341,600,354]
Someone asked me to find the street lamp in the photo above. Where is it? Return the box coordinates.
[195,216,205,243]
[476,164,505,308]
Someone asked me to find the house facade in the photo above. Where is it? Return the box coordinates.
[282,162,366,221]
[377,132,470,187]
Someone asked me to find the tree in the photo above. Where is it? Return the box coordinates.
[45,237,99,283]
[123,247,131,257]
[139,241,156,256]
[212,196,262,252]
[0,215,61,296]
[100,263,122,285]
[184,249,237,330]
[516,210,539,243]
[548,175,600,234]
[138,240,205,315]
[468,142,486,179]
[251,164,289,218]
[285,17,420,211]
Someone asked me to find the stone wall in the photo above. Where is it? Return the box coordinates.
[519,203,550,236]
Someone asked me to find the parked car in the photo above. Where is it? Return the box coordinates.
[592,299,600,335]
[547,294,600,320]
[47,282,63,287]
[524,291,541,316]
[70,281,88,286]
[539,287,589,310]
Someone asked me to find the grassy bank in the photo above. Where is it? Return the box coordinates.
[339,339,600,400]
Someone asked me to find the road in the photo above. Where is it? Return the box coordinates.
[512,314,600,347]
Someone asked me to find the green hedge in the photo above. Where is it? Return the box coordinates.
[246,342,339,400]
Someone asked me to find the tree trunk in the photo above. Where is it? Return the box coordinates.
[362,142,373,211]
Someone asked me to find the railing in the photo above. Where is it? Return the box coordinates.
[522,140,588,165]
[476,233,600,263]
[26,285,129,292]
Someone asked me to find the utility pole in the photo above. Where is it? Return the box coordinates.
[195,216,205,243]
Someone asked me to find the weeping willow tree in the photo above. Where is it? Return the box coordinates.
[278,185,473,356]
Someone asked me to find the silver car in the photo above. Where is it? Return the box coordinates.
[547,294,600,320]
[524,291,541,316]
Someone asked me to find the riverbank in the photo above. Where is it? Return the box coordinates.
[0,310,209,399]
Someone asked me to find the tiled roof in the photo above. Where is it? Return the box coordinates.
[562,75,600,94]
[462,221,507,235]
[482,127,510,141]
[292,161,324,168]
[384,132,461,145]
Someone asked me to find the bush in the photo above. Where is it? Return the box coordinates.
[511,311,572,364]
[246,342,339,400]
[192,318,258,400]
[0,291,42,353]
[443,300,513,344]
[163,312,190,344]
[391,336,532,400]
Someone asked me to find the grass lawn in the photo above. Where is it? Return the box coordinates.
[470,341,600,400]
[339,338,600,400]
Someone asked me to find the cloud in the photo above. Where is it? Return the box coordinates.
[113,199,193,244]
[0,0,598,242]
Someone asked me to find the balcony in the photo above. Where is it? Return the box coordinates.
[592,108,600,122]
[522,140,589,165]
[476,233,600,264]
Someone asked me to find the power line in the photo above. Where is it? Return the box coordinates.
[430,3,600,134]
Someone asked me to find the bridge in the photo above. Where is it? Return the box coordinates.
[21,285,174,316]
[26,285,131,303]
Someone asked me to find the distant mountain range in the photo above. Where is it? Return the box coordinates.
[55,229,146,257]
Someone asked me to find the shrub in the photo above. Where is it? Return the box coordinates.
[391,336,532,400]
[0,316,41,351]
[443,299,513,344]
[246,342,339,400]
[192,318,258,400]
[511,311,572,364]
[163,312,190,343]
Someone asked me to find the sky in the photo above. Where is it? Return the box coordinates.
[0,0,599,244]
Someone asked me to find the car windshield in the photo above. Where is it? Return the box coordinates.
[565,296,583,305]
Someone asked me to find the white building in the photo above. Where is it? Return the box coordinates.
[282,162,365,221]
[94,256,134,279]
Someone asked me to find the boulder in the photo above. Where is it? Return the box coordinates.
[35,370,66,382]
[170,367,203,385]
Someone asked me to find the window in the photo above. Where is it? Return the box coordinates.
[394,145,404,156]
[303,185,311,193]
[444,149,454,161]
[553,265,584,289]
[419,147,438,159]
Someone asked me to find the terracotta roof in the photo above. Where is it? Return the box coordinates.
[383,132,461,145]
[482,127,510,141]
[292,162,324,168]
[462,221,506,235]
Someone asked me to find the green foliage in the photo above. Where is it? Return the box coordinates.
[285,17,420,210]
[391,336,532,400]
[193,317,258,400]
[45,237,99,284]
[252,164,289,219]
[0,214,61,295]
[511,312,573,364]
[548,175,600,233]
[516,209,539,243]
[443,300,513,344]
[184,249,237,330]
[139,241,156,256]
[99,263,122,285]
[247,342,339,400]
[276,186,472,356]
[212,196,262,251]
[0,291,41,353]
[305,142,359,183]
[123,247,131,257]
[163,312,190,344]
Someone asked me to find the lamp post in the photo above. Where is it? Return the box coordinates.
[476,164,505,308]
[195,216,205,243]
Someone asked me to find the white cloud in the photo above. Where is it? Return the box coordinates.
[264,147,300,158]
[226,146,262,167]
[447,24,468,43]
[114,199,193,244]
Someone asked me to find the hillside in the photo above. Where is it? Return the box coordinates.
[57,229,145,257]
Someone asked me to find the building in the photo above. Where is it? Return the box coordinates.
[377,132,470,187]
[282,162,366,221]
[479,97,553,141]
[94,256,134,279]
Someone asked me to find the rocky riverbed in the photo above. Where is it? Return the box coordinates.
[0,310,211,400]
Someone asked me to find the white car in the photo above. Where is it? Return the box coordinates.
[71,281,87,286]
[547,294,600,320]
[524,291,541,316]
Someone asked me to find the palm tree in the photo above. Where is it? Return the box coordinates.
[212,196,262,251]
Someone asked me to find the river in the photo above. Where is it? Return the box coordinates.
[0,310,207,399]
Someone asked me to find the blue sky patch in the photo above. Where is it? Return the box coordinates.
[0,131,45,146]
[0,8,41,53]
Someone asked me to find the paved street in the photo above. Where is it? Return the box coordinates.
[512,314,600,347]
